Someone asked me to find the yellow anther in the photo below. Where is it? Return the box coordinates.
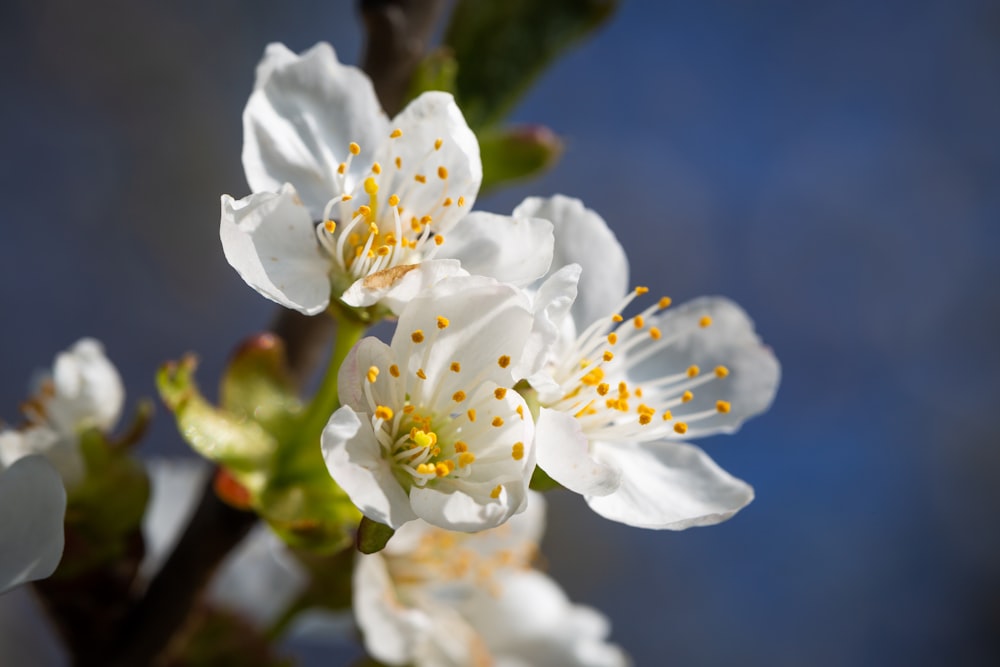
[411,330,425,343]
[416,369,427,380]
[437,316,450,329]
[699,315,713,328]
[715,365,730,378]
[662,410,673,421]
[434,138,443,150]
[582,367,605,386]
[395,156,402,169]
[421,215,433,225]
[324,220,336,233]
[457,196,465,206]
[443,197,453,207]
[434,234,444,245]
[603,350,614,362]
[385,233,398,245]
[416,463,435,475]
[453,390,466,402]
[607,332,618,345]
[494,387,507,400]
[492,416,504,427]
[389,364,400,377]
[649,327,662,340]
[388,194,400,206]
[415,174,426,184]
[341,194,353,202]
[612,314,624,323]
[498,355,511,368]
[634,315,645,329]
[364,177,379,195]
[450,361,461,373]
[403,404,415,414]
[618,381,629,396]
[639,414,652,425]
[376,245,391,256]
[635,286,649,295]
[597,382,610,396]
[638,404,655,416]
[374,405,393,420]
[490,484,502,499]
[516,405,525,420]
[337,163,346,174]
[410,217,422,232]
[438,166,449,179]
[372,162,382,175]
[635,387,644,397]
[454,441,468,453]
[411,429,436,448]
[467,409,477,422]
[458,452,476,468]
[687,365,700,378]
[716,400,731,413]
[681,391,694,403]
[658,296,672,309]
[366,366,379,383]
[357,205,371,216]
[368,221,379,235]
[511,442,524,460]
[673,422,688,434]
[390,128,403,138]
[435,462,452,477]
[349,142,361,155]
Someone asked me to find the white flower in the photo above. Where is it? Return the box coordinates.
[0,338,124,489]
[0,456,65,594]
[322,276,536,532]
[519,196,781,529]
[221,42,553,316]
[353,492,629,667]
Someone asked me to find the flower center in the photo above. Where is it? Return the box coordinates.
[544,288,732,442]
[314,130,468,280]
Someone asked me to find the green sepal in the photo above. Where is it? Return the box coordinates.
[220,333,303,442]
[406,47,458,101]
[445,0,620,128]
[259,474,360,555]
[158,355,277,473]
[529,464,564,492]
[356,516,395,555]
[480,125,564,194]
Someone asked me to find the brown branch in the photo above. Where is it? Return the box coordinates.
[100,2,448,665]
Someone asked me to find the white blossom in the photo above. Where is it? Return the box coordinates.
[322,276,536,532]
[221,42,553,316]
[520,196,780,529]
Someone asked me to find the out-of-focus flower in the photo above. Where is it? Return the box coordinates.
[221,42,553,316]
[354,491,628,667]
[0,338,124,488]
[322,276,536,532]
[520,196,780,529]
[0,456,65,594]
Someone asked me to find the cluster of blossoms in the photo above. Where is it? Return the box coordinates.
[217,42,780,664]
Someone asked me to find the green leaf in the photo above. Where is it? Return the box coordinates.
[158,355,277,472]
[220,334,302,441]
[445,0,619,128]
[480,125,564,194]
[356,516,395,554]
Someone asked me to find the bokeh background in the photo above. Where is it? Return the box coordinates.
[2,0,999,664]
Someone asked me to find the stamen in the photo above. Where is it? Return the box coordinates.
[366,366,379,383]
[453,390,466,402]
[411,330,425,343]
[491,417,504,427]
[498,355,511,368]
[436,316,450,329]
[349,142,361,155]
[511,442,524,460]
[494,388,507,399]
[450,362,461,373]
[389,365,400,377]
[699,315,713,328]
[438,166,448,179]
[390,128,402,138]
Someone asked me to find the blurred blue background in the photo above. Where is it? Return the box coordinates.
[2,0,999,664]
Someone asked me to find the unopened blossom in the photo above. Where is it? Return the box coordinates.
[322,276,536,532]
[520,196,781,529]
[222,42,553,316]
[0,338,122,592]
[353,492,629,667]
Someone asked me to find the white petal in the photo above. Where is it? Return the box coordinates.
[409,484,517,532]
[44,338,124,434]
[514,195,628,329]
[372,92,481,234]
[464,570,628,667]
[353,554,428,665]
[321,406,417,529]
[220,184,332,315]
[534,408,620,497]
[585,440,753,530]
[439,212,553,287]
[336,337,396,414]
[517,263,581,382]
[243,42,388,218]
[340,258,467,311]
[633,296,780,437]
[0,456,66,594]
[0,427,83,489]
